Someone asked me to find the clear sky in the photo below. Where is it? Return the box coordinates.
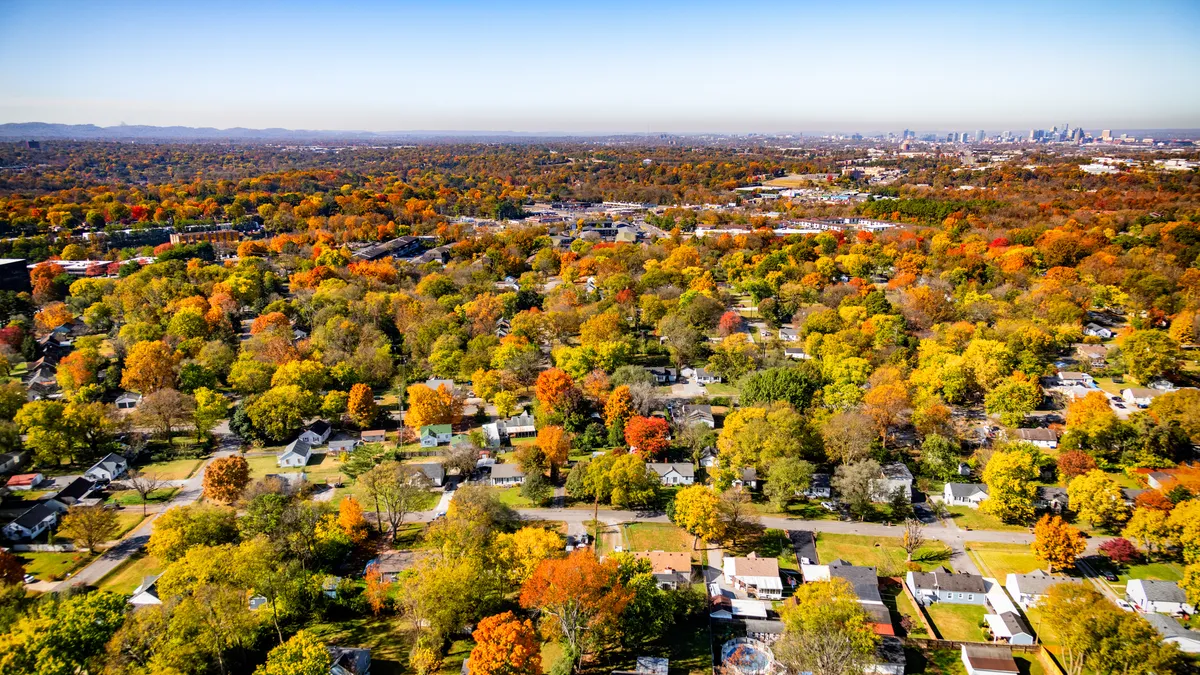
[1,0,1198,133]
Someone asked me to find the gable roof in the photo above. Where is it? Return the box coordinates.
[647,462,694,479]
[908,570,986,594]
[420,424,453,436]
[305,420,331,436]
[1016,427,1058,442]
[133,573,162,598]
[6,473,41,487]
[962,645,1018,673]
[828,559,882,604]
[947,483,988,499]
[632,551,692,574]
[880,462,913,481]
[87,453,126,476]
[1145,613,1200,642]
[999,611,1033,637]
[279,439,312,460]
[410,463,445,483]
[489,464,525,479]
[54,477,96,502]
[1130,579,1188,603]
[8,501,61,530]
[1007,570,1059,596]
[727,555,779,579]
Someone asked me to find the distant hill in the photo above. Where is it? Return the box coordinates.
[0,123,592,143]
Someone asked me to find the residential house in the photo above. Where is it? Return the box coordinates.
[23,362,57,388]
[694,367,721,384]
[419,424,453,447]
[501,412,536,437]
[699,447,719,469]
[489,464,525,487]
[905,569,987,606]
[1005,570,1059,610]
[3,500,65,540]
[1074,343,1109,368]
[632,551,693,590]
[1121,488,1147,505]
[328,646,372,675]
[943,483,988,508]
[803,473,831,499]
[743,619,785,644]
[0,451,22,474]
[646,367,677,384]
[130,574,163,606]
[53,477,96,505]
[327,439,360,455]
[299,420,332,446]
[1127,579,1195,615]
[248,594,269,611]
[1056,371,1095,388]
[361,430,387,443]
[115,391,142,410]
[277,439,313,468]
[1121,387,1163,408]
[1144,613,1200,654]
[1084,323,1114,339]
[985,611,1035,646]
[647,463,695,486]
[424,378,457,393]
[1147,471,1175,490]
[5,473,43,491]
[1014,427,1058,449]
[84,453,128,483]
[410,463,445,487]
[494,317,511,338]
[614,227,638,243]
[709,596,770,620]
[784,347,811,360]
[778,327,799,342]
[1036,486,1069,513]
[264,473,309,493]
[871,462,913,502]
[722,553,783,600]
[961,645,1018,675]
[801,559,891,633]
[366,551,422,582]
[732,467,758,490]
[673,404,715,428]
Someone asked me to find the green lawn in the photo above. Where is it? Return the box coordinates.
[966,542,1053,579]
[496,486,535,508]
[623,522,693,553]
[925,602,988,641]
[945,506,1029,533]
[137,457,204,480]
[308,615,414,675]
[1100,559,1186,596]
[748,497,836,520]
[106,487,178,507]
[902,647,967,674]
[18,551,93,582]
[880,579,929,637]
[704,383,739,396]
[815,533,953,577]
[96,552,163,595]
[6,490,55,502]
[113,511,151,538]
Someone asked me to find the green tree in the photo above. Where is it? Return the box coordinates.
[193,387,228,441]
[832,459,881,521]
[739,364,824,411]
[980,448,1038,524]
[762,457,815,512]
[1067,470,1130,529]
[0,591,126,675]
[147,504,239,563]
[1120,330,1181,384]
[985,372,1042,426]
[246,385,320,442]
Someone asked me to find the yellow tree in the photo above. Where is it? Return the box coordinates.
[1067,470,1130,529]
[338,496,369,544]
[405,383,463,430]
[980,449,1038,524]
[493,526,564,586]
[536,425,570,482]
[347,383,377,428]
[1168,499,1200,563]
[1065,391,1116,431]
[671,484,725,548]
[1032,514,1087,572]
[121,340,178,393]
[1123,507,1176,555]
[604,385,634,428]
[202,455,252,504]
[863,382,909,445]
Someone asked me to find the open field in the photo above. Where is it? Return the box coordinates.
[944,506,1028,533]
[815,533,953,577]
[96,552,163,595]
[622,522,705,565]
[137,457,204,480]
[966,542,1049,579]
[925,602,988,641]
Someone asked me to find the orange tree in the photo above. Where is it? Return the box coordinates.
[1031,514,1087,572]
[468,611,542,675]
[535,368,578,416]
[624,415,670,458]
[519,549,632,671]
[536,425,570,482]
[338,496,369,543]
[604,386,634,429]
[405,383,463,430]
[121,340,178,393]
[347,383,378,428]
[202,455,252,503]
[0,548,24,584]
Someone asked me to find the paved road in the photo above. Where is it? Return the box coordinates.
[52,444,234,592]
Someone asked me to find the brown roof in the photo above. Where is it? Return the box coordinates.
[633,551,692,574]
[729,555,780,578]
[962,645,1018,673]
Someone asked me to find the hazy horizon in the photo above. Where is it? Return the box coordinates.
[2,0,1199,133]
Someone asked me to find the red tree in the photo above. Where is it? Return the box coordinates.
[1098,537,1140,565]
[535,368,578,415]
[0,549,24,585]
[1056,450,1097,481]
[624,415,670,458]
[717,311,744,337]
[1134,490,1175,512]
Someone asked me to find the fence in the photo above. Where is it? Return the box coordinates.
[895,577,939,638]
[9,543,75,552]
[903,637,1040,653]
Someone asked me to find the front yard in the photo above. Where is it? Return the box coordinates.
[136,457,204,481]
[18,551,93,582]
[944,506,1029,533]
[966,542,1050,579]
[814,533,953,577]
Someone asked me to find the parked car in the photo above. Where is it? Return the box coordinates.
[1115,599,1135,612]
[22,574,35,584]
[1103,572,1119,582]
[820,501,837,512]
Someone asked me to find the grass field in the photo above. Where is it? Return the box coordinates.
[623,522,706,565]
[19,551,93,581]
[308,615,414,675]
[106,487,178,507]
[966,542,1050,579]
[925,602,988,641]
[96,552,163,595]
[815,533,953,577]
[945,506,1029,533]
[137,457,204,480]
[704,383,739,396]
[496,486,536,508]
[113,511,150,538]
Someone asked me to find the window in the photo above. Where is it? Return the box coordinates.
[967,594,974,601]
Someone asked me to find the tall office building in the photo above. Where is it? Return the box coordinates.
[1101,129,1113,142]
[976,130,985,143]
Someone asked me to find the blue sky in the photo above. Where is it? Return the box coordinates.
[1,0,1198,133]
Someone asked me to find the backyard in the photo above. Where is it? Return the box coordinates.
[924,602,988,641]
[814,533,953,577]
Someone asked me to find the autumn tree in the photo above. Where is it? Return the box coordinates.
[1122,507,1175,555]
[519,550,632,671]
[536,425,570,482]
[254,630,329,675]
[774,578,879,675]
[820,411,876,465]
[494,526,564,586]
[58,504,120,553]
[347,383,378,428]
[338,496,370,544]
[0,548,23,585]
[360,461,430,540]
[671,484,724,548]
[535,368,579,416]
[1031,514,1087,572]
[604,385,635,428]
[121,340,178,393]
[717,310,744,337]
[136,388,195,441]
[192,387,228,442]
[1098,537,1140,565]
[980,448,1038,524]
[624,415,670,458]
[1168,499,1200,563]
[863,381,909,444]
[364,562,393,615]
[404,383,463,430]
[984,372,1042,426]
[1067,470,1130,529]
[201,455,251,504]
[902,519,925,561]
[126,470,165,516]
[1119,329,1181,384]
[1041,582,1180,675]
[832,459,881,521]
[1055,450,1097,481]
[468,611,542,675]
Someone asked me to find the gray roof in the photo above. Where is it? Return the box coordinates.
[647,463,695,478]
[1017,427,1058,442]
[133,573,162,598]
[743,619,785,635]
[1145,613,1200,642]
[54,477,96,502]
[999,611,1033,637]
[1009,570,1059,595]
[279,439,312,459]
[947,483,988,499]
[909,570,986,594]
[828,559,881,604]
[490,464,525,479]
[1134,579,1188,603]
[87,452,126,476]
[880,462,913,481]
[410,463,445,483]
[1038,486,1069,503]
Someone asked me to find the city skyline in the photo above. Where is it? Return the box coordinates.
[1,0,1199,132]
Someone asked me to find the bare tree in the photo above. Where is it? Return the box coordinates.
[902,519,925,561]
[135,388,196,442]
[627,381,661,415]
[718,488,760,549]
[126,470,166,516]
[361,460,431,540]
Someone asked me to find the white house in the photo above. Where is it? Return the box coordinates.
[1084,323,1113,339]
[84,453,128,483]
[647,463,695,486]
[961,645,1018,675]
[693,367,721,385]
[944,483,988,508]
[699,448,719,469]
[984,611,1035,646]
[722,553,782,600]
[327,439,361,455]
[489,464,525,487]
[673,404,715,428]
[115,391,142,410]
[871,462,913,502]
[779,327,799,342]
[646,367,677,384]
[3,500,65,540]
[1014,427,1058,449]
[803,473,831,499]
[5,473,43,491]
[905,570,987,606]
[1121,388,1163,408]
[298,421,332,446]
[1056,371,1095,388]
[410,463,445,487]
[130,574,163,606]
[1005,570,1060,610]
[419,424,453,447]
[1127,579,1195,615]
[1145,613,1200,654]
[277,439,313,468]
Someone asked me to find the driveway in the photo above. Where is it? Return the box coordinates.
[789,530,818,565]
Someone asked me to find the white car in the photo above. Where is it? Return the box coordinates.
[1114,599,1135,612]
[22,574,36,584]
[820,501,837,512]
